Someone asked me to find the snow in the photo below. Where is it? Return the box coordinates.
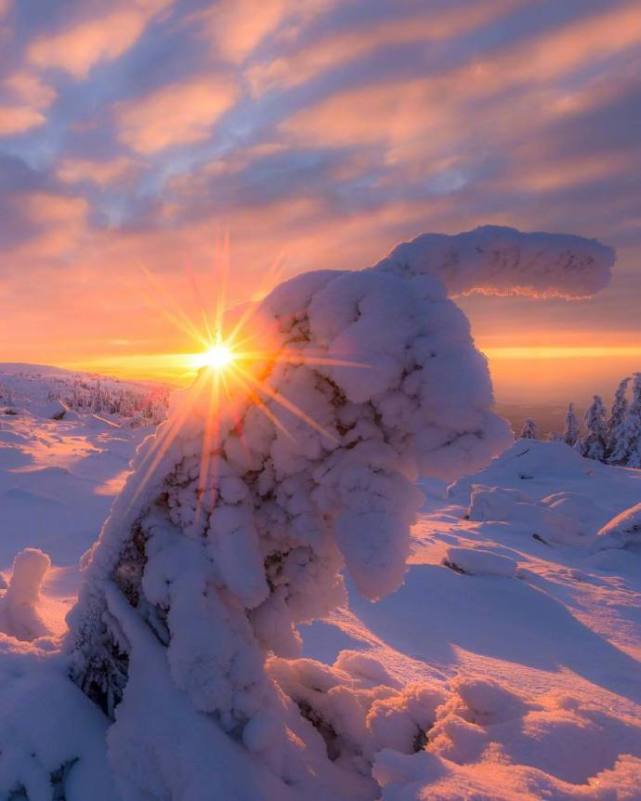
[0,375,639,800]
[0,227,637,800]
[375,225,614,299]
[593,502,641,553]
[441,546,517,577]
[0,548,52,640]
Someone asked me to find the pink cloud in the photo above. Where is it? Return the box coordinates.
[15,192,89,260]
[0,105,45,135]
[248,0,520,94]
[281,2,641,170]
[115,76,238,154]
[27,0,172,79]
[4,71,55,108]
[56,156,138,186]
[196,0,287,63]
[0,71,56,136]
[192,0,336,64]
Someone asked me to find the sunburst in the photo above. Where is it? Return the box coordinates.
[128,239,369,516]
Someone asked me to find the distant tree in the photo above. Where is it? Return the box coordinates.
[520,418,538,439]
[609,373,641,465]
[579,395,608,461]
[563,402,579,447]
[606,377,630,461]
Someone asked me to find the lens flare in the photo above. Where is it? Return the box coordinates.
[202,342,235,370]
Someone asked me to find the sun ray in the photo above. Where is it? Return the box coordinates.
[235,363,338,444]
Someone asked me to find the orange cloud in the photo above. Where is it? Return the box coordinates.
[56,156,138,186]
[27,0,172,79]
[116,76,238,154]
[10,192,90,261]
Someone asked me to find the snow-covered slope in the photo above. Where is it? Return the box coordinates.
[0,365,160,608]
[0,388,640,799]
[0,362,168,423]
[305,441,641,800]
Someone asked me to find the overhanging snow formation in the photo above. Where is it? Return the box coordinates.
[374,225,614,298]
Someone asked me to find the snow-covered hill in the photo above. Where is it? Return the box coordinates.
[304,441,641,799]
[0,365,164,607]
[0,367,639,799]
[0,363,169,424]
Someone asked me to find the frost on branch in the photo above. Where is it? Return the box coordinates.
[65,226,613,797]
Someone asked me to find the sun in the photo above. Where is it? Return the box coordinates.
[201,342,235,371]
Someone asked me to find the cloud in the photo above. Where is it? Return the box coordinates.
[193,0,334,64]
[115,76,238,154]
[27,0,172,79]
[195,0,288,63]
[282,2,641,156]
[247,0,519,95]
[56,156,138,186]
[4,72,55,108]
[0,71,55,136]
[0,0,639,372]
[0,105,45,135]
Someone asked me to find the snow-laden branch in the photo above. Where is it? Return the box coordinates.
[374,225,614,298]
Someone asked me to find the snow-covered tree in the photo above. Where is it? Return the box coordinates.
[609,373,641,465]
[64,225,615,800]
[579,395,608,461]
[606,377,630,461]
[519,418,538,439]
[563,402,579,447]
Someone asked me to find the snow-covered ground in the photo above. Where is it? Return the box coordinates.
[0,365,639,799]
[306,442,641,798]
[0,366,152,634]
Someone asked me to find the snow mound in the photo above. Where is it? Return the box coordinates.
[467,484,583,545]
[0,548,51,641]
[375,677,641,800]
[442,546,517,577]
[0,639,117,801]
[450,441,641,533]
[592,502,641,553]
[375,225,614,299]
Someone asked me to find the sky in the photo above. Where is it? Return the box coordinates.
[0,0,640,405]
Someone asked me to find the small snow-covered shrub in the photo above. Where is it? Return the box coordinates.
[0,548,51,641]
[64,225,614,799]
